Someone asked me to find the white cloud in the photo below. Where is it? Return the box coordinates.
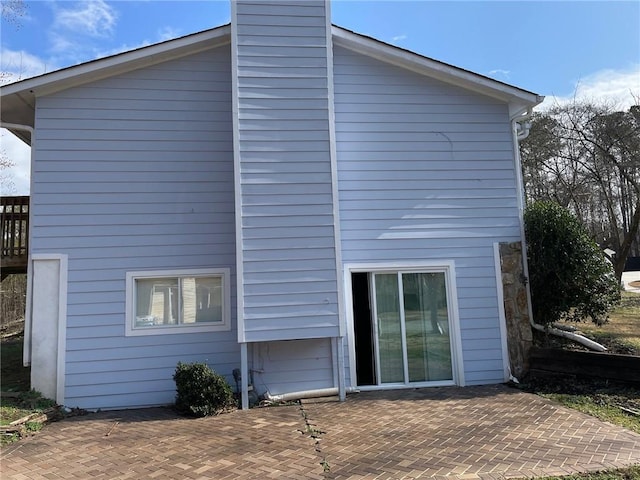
[97,39,153,59]
[0,48,50,84]
[96,26,185,60]
[391,34,407,43]
[541,65,640,110]
[88,27,185,64]
[488,68,511,81]
[48,31,79,57]
[53,0,117,38]
[43,0,119,65]
[158,26,182,43]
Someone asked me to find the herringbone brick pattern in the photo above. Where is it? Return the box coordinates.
[1,385,639,479]
[1,404,321,480]
[303,385,640,479]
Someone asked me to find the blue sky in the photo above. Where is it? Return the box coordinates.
[2,0,639,195]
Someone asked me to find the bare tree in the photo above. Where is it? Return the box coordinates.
[1,0,26,26]
[520,101,640,283]
[0,148,17,195]
[1,0,27,193]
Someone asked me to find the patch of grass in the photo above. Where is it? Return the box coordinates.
[0,402,32,426]
[1,333,58,446]
[526,464,640,479]
[1,432,20,445]
[1,390,57,446]
[24,421,43,433]
[0,336,30,392]
[12,389,56,410]
[542,393,640,434]
[517,376,640,435]
[1,390,56,424]
[555,291,640,355]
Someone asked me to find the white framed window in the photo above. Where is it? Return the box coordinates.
[125,268,231,336]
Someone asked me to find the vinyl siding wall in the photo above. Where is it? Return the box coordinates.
[251,338,334,396]
[30,46,239,409]
[333,46,519,385]
[233,0,341,343]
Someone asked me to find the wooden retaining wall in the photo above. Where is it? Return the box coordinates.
[530,348,640,384]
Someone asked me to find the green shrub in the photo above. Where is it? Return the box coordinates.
[173,362,236,417]
[524,201,620,326]
[16,389,57,410]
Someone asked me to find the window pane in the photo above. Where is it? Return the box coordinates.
[374,273,404,383]
[403,272,452,382]
[135,278,179,327]
[182,276,223,324]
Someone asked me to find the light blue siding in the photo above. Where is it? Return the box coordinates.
[233,0,340,342]
[251,339,334,396]
[22,16,532,408]
[333,46,519,385]
[30,46,239,409]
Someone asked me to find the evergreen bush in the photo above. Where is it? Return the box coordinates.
[173,362,236,417]
[524,201,620,326]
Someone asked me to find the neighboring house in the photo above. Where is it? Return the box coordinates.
[0,0,543,410]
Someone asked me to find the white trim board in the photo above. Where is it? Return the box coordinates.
[494,243,512,382]
[29,254,68,405]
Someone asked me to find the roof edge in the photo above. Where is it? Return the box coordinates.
[1,25,231,98]
[331,25,544,112]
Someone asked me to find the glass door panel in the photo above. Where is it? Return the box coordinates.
[403,272,452,382]
[368,271,454,386]
[373,273,404,383]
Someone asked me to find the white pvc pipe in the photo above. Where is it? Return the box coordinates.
[530,323,607,352]
[240,343,248,410]
[264,387,359,403]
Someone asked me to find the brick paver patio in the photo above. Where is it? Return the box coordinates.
[1,385,639,479]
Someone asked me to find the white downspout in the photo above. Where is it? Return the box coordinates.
[510,112,607,353]
[1,122,35,366]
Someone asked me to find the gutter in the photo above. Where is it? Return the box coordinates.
[1,122,34,144]
[512,107,533,141]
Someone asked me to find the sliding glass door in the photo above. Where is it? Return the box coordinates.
[371,271,453,385]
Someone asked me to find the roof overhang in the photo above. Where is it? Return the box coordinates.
[331,26,544,119]
[1,25,231,145]
[2,22,543,146]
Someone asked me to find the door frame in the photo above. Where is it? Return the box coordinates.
[343,261,465,390]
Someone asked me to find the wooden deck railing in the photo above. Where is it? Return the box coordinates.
[1,196,29,278]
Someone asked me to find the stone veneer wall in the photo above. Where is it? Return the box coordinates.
[499,242,533,380]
